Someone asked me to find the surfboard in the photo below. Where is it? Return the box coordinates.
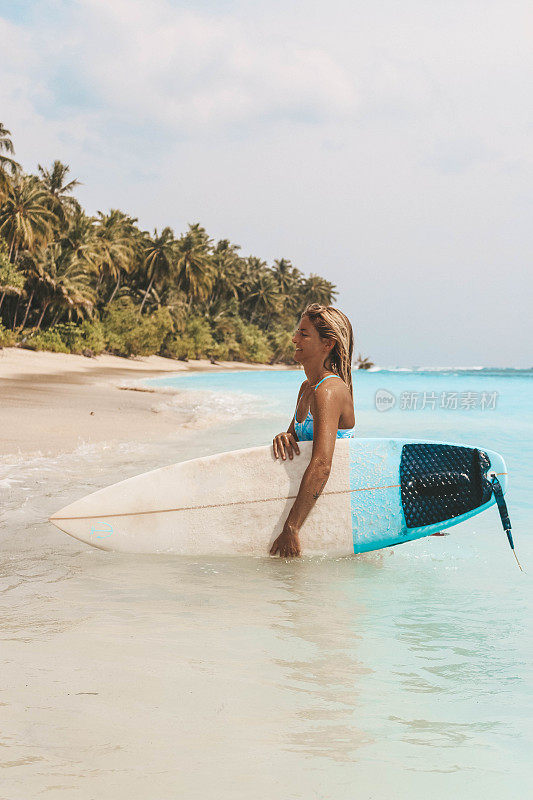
[49,438,507,556]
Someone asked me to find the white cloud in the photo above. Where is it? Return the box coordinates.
[0,16,101,172]
[60,0,358,133]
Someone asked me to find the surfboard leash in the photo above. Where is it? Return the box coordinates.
[490,475,524,571]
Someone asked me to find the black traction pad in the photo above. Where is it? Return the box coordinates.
[400,444,492,528]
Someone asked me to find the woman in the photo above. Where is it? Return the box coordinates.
[270,303,356,558]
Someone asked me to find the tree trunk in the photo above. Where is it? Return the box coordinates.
[11,295,21,330]
[0,291,6,313]
[36,301,50,331]
[107,272,121,306]
[139,274,155,314]
[19,289,35,330]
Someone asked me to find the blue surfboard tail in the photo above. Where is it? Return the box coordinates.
[350,439,508,555]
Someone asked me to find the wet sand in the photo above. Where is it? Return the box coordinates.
[0,348,293,457]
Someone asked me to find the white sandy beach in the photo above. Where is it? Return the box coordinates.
[0,347,294,457]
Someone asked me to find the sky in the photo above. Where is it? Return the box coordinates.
[1,0,532,367]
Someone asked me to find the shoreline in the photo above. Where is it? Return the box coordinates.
[0,347,296,458]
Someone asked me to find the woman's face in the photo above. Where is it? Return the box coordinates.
[292,316,330,364]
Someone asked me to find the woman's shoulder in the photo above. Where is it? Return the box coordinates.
[314,374,352,404]
[314,375,353,424]
[315,374,346,393]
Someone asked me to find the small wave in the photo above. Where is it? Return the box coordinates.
[0,440,148,493]
[415,365,486,372]
[0,439,154,543]
[124,376,282,429]
[150,388,274,429]
[377,366,532,373]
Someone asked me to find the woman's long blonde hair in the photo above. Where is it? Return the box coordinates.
[303,303,354,397]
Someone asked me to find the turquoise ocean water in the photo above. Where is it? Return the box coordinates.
[1,367,531,799]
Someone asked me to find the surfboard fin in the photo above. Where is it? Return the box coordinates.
[491,475,524,572]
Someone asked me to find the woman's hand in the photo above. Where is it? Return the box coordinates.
[270,525,301,557]
[273,432,300,461]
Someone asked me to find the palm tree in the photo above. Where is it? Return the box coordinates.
[207,239,242,315]
[15,246,47,329]
[174,224,213,309]
[355,353,375,370]
[94,210,138,306]
[140,226,175,313]
[248,269,281,325]
[272,257,304,319]
[300,274,337,307]
[0,240,24,314]
[238,256,265,304]
[59,209,99,273]
[273,258,302,296]
[38,160,81,223]
[0,175,55,261]
[0,123,20,199]
[27,243,96,329]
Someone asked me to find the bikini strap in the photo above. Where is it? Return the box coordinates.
[314,374,340,391]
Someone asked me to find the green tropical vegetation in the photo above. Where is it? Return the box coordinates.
[0,122,372,366]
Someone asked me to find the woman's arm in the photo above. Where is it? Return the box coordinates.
[270,382,341,557]
[272,381,307,460]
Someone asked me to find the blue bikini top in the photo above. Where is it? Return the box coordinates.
[293,374,356,442]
